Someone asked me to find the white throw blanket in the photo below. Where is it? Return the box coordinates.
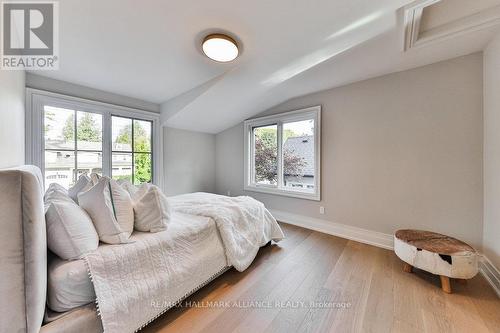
[85,213,228,333]
[85,193,284,332]
[169,192,285,271]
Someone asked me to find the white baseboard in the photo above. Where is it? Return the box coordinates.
[270,209,500,298]
[479,255,500,298]
[270,209,394,250]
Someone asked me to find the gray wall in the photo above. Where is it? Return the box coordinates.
[216,53,484,248]
[164,127,216,196]
[26,73,160,113]
[483,34,500,269]
[0,71,25,168]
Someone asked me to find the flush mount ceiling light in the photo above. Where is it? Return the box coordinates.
[202,34,239,62]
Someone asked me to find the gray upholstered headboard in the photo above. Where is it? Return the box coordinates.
[0,165,47,333]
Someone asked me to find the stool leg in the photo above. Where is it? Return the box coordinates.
[403,263,413,273]
[440,275,451,293]
[456,278,467,285]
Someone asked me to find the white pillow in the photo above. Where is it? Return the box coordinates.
[68,175,92,203]
[44,183,72,210]
[89,173,101,185]
[131,183,149,201]
[117,179,139,197]
[133,185,171,233]
[45,184,99,260]
[45,182,68,196]
[78,176,134,244]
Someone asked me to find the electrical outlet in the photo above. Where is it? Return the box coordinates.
[319,206,325,214]
[227,190,231,196]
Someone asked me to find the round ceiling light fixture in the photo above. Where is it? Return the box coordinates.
[202,34,239,62]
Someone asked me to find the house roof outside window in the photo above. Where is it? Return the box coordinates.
[283,135,314,177]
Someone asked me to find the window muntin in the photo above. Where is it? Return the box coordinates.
[111,116,152,185]
[244,106,321,201]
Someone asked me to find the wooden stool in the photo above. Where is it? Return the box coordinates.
[394,230,478,293]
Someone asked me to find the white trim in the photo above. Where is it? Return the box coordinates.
[243,106,321,201]
[479,255,500,298]
[272,208,500,298]
[403,0,440,51]
[403,1,500,51]
[270,209,394,250]
[25,88,163,190]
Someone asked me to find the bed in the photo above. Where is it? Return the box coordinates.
[0,166,283,333]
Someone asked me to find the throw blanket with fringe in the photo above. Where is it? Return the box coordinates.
[85,193,284,332]
[169,192,285,271]
[85,213,229,333]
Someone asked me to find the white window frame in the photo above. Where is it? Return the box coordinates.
[25,88,163,189]
[244,105,321,201]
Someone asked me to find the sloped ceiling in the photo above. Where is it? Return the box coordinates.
[32,0,500,133]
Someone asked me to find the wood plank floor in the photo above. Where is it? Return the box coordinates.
[142,223,500,333]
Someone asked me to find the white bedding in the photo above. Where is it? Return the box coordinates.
[85,212,228,333]
[48,211,227,314]
[84,193,284,333]
[47,255,95,312]
[169,192,285,271]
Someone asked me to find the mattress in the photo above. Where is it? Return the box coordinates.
[46,212,228,314]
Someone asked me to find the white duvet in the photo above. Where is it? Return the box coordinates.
[85,192,284,332]
[169,192,285,271]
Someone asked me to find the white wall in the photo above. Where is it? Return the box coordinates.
[216,53,484,248]
[26,73,160,113]
[0,71,25,168]
[164,127,216,196]
[483,34,500,269]
[26,74,216,196]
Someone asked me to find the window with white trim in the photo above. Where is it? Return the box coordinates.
[27,89,162,189]
[244,106,321,201]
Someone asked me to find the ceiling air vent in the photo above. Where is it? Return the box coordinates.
[403,0,500,51]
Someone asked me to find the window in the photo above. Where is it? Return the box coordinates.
[44,106,103,188]
[27,89,162,190]
[253,124,278,186]
[111,116,152,184]
[244,106,321,200]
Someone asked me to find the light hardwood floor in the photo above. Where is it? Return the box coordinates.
[142,223,500,333]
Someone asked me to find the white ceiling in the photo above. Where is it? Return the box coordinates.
[33,0,500,134]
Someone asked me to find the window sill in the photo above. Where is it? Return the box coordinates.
[244,184,320,201]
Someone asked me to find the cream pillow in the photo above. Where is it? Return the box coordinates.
[44,183,71,211]
[133,185,170,232]
[89,172,101,185]
[45,184,99,260]
[117,179,139,197]
[131,183,149,201]
[78,177,134,244]
[68,175,92,203]
[45,182,68,196]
